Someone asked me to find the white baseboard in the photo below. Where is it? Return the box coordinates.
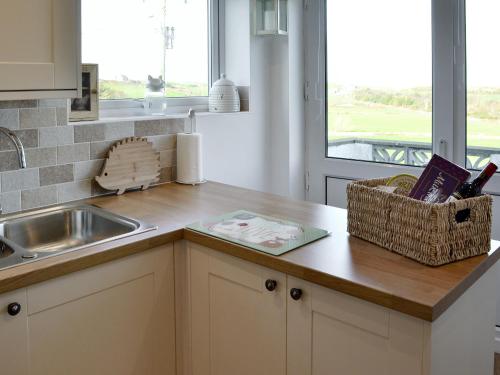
[495,326,500,353]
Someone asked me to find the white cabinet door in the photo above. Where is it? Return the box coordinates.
[287,276,425,375]
[0,288,28,375]
[188,242,287,375]
[26,245,175,375]
[0,0,80,98]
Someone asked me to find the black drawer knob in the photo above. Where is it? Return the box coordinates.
[7,302,21,316]
[290,288,302,301]
[265,279,277,292]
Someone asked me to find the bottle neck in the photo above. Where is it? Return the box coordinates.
[472,163,497,191]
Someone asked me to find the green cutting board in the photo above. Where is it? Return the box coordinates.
[186,210,329,256]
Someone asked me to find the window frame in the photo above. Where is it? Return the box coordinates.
[461,0,500,194]
[304,0,500,204]
[92,0,224,117]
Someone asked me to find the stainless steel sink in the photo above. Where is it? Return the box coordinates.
[0,204,157,270]
[0,242,14,259]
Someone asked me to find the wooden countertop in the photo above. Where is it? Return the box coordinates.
[0,182,498,321]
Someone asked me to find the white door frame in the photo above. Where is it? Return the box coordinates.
[304,0,500,204]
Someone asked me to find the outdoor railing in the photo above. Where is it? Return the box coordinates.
[328,139,499,169]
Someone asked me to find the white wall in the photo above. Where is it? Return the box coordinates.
[196,0,271,192]
[197,0,305,198]
[197,112,270,192]
[269,37,290,196]
[287,0,306,200]
[223,0,250,86]
[269,0,305,200]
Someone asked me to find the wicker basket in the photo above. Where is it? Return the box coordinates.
[347,177,492,266]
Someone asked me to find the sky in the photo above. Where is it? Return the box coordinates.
[82,0,208,84]
[327,0,500,89]
[81,0,500,89]
[466,0,500,87]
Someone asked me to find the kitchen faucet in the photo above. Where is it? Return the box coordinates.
[0,127,27,215]
[0,127,26,168]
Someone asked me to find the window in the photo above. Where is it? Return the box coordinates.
[466,0,500,171]
[321,0,499,176]
[81,0,212,101]
[305,0,500,204]
[326,0,432,166]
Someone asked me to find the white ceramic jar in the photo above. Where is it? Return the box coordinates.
[209,74,240,113]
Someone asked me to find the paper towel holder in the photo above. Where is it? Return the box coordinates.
[176,108,207,185]
[187,108,196,133]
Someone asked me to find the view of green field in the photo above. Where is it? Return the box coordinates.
[328,86,500,150]
[99,80,208,100]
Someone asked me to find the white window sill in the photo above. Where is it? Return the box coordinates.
[72,110,250,126]
[71,95,250,125]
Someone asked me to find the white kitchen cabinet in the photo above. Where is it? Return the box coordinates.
[289,269,497,375]
[0,288,29,375]
[16,244,175,375]
[182,242,421,375]
[182,242,418,375]
[182,242,497,375]
[286,276,425,375]
[186,242,287,375]
[0,0,81,100]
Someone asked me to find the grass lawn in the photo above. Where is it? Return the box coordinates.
[328,101,500,149]
[99,80,208,100]
[99,79,500,150]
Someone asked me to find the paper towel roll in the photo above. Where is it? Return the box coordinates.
[176,133,204,184]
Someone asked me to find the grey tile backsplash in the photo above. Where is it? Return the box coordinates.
[0,100,183,213]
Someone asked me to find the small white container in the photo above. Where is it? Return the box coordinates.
[144,91,167,115]
[209,74,240,113]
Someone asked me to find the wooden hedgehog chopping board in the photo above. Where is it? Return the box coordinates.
[95,137,160,195]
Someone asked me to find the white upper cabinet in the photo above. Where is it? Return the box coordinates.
[0,0,81,100]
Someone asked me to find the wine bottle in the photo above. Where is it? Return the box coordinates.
[447,162,498,202]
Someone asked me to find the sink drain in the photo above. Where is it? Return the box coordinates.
[21,253,38,260]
